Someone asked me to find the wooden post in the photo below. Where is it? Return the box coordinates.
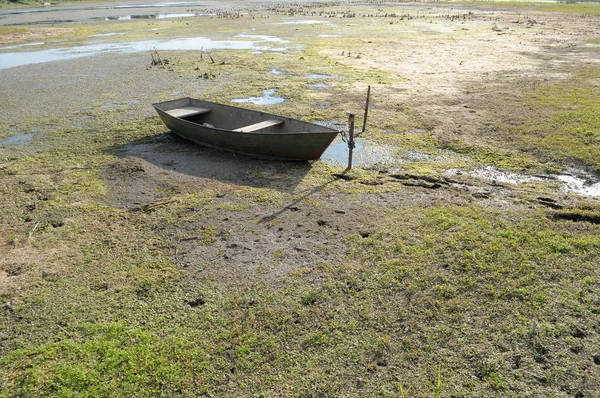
[346,112,355,172]
[361,85,371,133]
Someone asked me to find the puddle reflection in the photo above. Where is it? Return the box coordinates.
[231,89,285,105]
[0,133,34,146]
[446,166,600,198]
[321,137,400,167]
[305,73,339,79]
[0,36,289,70]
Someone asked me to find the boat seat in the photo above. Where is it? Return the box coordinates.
[165,106,211,118]
[233,119,283,133]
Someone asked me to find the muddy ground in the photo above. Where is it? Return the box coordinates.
[1,0,600,396]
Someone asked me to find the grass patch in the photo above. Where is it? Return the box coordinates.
[4,195,600,396]
[439,1,600,15]
[0,27,28,35]
[502,70,600,170]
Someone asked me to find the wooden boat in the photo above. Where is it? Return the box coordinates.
[152,97,340,161]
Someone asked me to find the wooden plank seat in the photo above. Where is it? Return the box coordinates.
[165,106,211,118]
[233,119,283,133]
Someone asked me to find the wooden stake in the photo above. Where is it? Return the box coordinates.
[362,85,371,133]
[346,112,355,172]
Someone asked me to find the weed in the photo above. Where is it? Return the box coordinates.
[398,383,412,397]
[427,365,444,397]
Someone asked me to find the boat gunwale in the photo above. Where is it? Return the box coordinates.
[152,97,340,136]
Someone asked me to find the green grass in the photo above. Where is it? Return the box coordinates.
[3,201,600,396]
[502,70,600,170]
[438,68,600,173]
[0,27,28,35]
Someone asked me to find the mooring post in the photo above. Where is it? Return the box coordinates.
[361,85,371,133]
[346,112,355,172]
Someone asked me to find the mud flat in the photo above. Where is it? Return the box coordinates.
[1,1,600,396]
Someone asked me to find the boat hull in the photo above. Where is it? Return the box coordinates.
[153,98,340,161]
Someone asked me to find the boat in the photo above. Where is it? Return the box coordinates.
[152,97,340,161]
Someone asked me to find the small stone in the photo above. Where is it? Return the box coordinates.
[593,353,600,365]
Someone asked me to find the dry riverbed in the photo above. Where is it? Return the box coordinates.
[1,1,600,396]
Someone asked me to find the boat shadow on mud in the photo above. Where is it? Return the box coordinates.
[103,131,313,209]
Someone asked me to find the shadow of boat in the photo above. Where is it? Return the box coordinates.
[103,131,314,208]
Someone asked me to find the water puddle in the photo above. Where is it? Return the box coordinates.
[0,36,289,70]
[305,74,339,79]
[0,133,34,146]
[309,83,332,89]
[231,89,285,105]
[445,166,600,198]
[107,13,199,20]
[0,42,45,50]
[2,14,203,25]
[2,1,206,15]
[157,13,196,19]
[89,32,127,38]
[321,136,400,167]
[469,166,545,185]
[0,2,213,25]
[270,68,286,75]
[112,2,206,9]
[556,175,600,197]
[236,34,289,44]
[276,20,335,26]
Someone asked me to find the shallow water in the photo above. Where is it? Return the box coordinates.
[109,13,199,20]
[2,1,205,15]
[556,175,600,197]
[446,166,600,198]
[321,137,400,167]
[112,2,206,9]
[471,166,545,184]
[276,20,334,26]
[1,14,208,26]
[236,34,288,44]
[0,2,209,25]
[0,36,288,70]
[89,32,127,38]
[231,89,285,105]
[0,41,45,50]
[305,74,338,79]
[0,133,34,146]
